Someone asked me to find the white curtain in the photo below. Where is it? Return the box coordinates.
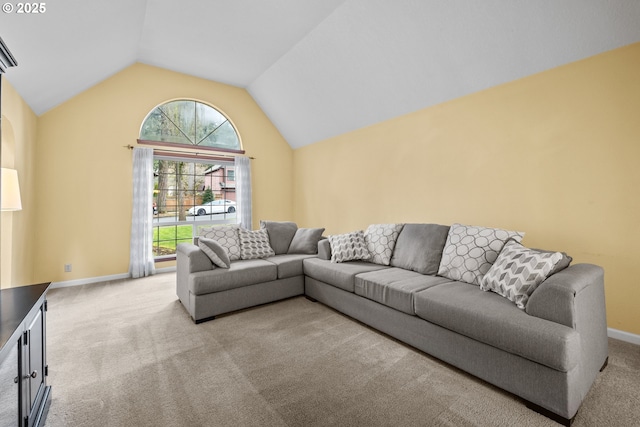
[235,155,252,230]
[129,147,156,278]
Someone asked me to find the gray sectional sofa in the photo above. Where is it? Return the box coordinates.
[176,221,608,426]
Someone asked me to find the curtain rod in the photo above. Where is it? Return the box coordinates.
[123,145,255,160]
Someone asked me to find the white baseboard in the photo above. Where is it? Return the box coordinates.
[50,267,176,289]
[51,273,131,289]
[608,328,640,346]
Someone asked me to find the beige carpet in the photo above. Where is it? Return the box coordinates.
[42,273,640,427]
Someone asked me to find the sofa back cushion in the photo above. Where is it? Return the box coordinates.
[260,220,298,254]
[390,224,450,275]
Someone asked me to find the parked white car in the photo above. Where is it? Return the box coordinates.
[188,199,236,216]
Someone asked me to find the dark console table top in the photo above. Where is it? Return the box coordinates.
[0,283,50,355]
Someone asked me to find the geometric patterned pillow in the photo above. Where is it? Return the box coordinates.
[199,225,241,261]
[364,223,404,265]
[328,230,371,263]
[437,223,524,286]
[480,239,563,309]
[198,237,231,268]
[239,228,275,260]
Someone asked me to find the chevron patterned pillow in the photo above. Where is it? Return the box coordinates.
[480,239,563,309]
[328,230,371,263]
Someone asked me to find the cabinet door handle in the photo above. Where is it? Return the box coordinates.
[24,371,37,379]
[14,376,19,384]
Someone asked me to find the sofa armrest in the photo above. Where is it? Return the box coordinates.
[527,263,609,380]
[526,263,604,328]
[176,243,213,310]
[318,239,331,260]
[176,243,213,273]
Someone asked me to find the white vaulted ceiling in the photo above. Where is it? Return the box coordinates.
[1,0,640,148]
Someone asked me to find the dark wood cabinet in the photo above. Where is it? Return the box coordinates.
[0,342,19,425]
[0,283,51,427]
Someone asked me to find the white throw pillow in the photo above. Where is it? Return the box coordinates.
[364,223,404,265]
[437,223,524,285]
[480,239,563,309]
[328,231,371,263]
[239,228,275,260]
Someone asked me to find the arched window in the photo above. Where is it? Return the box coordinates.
[139,99,242,152]
[136,100,245,260]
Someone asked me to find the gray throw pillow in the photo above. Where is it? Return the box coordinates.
[390,224,450,274]
[260,220,298,254]
[198,237,230,268]
[288,228,325,254]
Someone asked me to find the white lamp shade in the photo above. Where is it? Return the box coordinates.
[1,168,22,211]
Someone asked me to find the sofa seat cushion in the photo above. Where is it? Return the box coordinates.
[355,268,453,315]
[303,258,389,292]
[265,254,318,279]
[413,282,580,372]
[189,259,277,296]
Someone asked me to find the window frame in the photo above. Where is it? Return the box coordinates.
[152,154,237,261]
[138,98,244,262]
[138,98,245,154]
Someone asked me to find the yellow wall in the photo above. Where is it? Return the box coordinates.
[34,63,293,282]
[3,44,638,335]
[293,42,640,335]
[1,78,38,288]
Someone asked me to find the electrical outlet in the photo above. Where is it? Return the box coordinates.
[64,264,72,272]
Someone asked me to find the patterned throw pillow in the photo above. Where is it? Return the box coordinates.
[239,228,275,260]
[199,225,241,261]
[364,224,404,265]
[437,223,524,285]
[328,231,371,263]
[198,237,230,268]
[480,239,563,309]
